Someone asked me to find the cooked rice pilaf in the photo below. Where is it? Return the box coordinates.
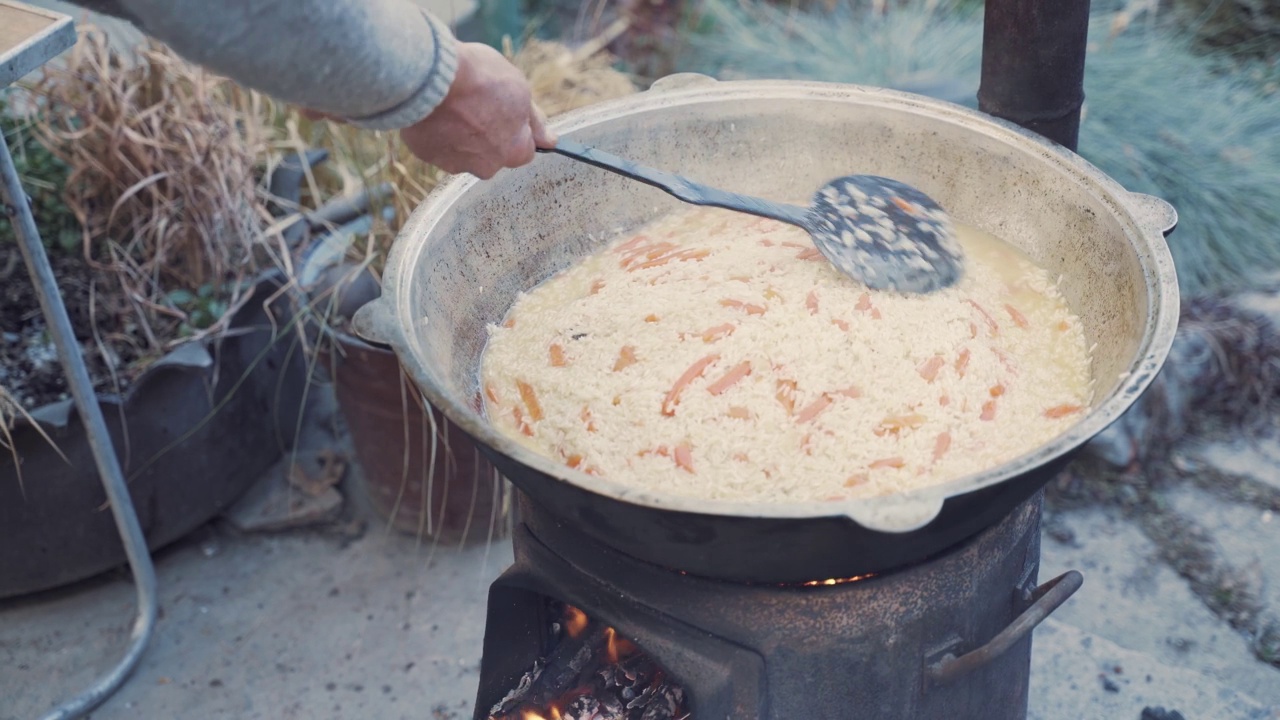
[480,207,1092,502]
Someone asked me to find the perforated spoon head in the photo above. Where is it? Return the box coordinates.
[806,175,964,295]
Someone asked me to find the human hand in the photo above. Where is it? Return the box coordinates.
[398,42,556,179]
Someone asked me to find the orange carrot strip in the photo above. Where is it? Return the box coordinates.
[781,241,808,249]
[980,400,997,421]
[516,380,543,422]
[513,406,533,437]
[502,318,515,329]
[701,323,736,343]
[707,361,752,395]
[776,378,798,415]
[644,314,660,323]
[989,384,1006,398]
[662,354,721,415]
[1044,404,1085,419]
[837,385,862,399]
[966,300,1000,336]
[844,473,869,487]
[549,343,567,367]
[872,308,882,320]
[589,279,606,295]
[613,345,638,372]
[917,356,946,383]
[580,406,597,432]
[891,196,917,214]
[939,394,951,407]
[484,384,500,405]
[806,290,820,315]
[613,234,651,255]
[727,406,752,420]
[673,443,695,473]
[566,454,584,469]
[856,293,873,312]
[870,457,905,470]
[796,394,833,424]
[933,432,952,462]
[875,413,927,437]
[675,248,711,261]
[719,299,767,315]
[1056,320,1072,332]
[955,348,971,378]
[758,238,775,247]
[832,318,850,331]
[993,347,1018,375]
[796,248,824,261]
[1005,303,1030,329]
[632,251,683,270]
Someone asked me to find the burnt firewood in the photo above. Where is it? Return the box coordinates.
[491,620,613,716]
[490,660,543,716]
[638,683,686,720]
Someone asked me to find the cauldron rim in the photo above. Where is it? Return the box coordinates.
[357,77,1180,538]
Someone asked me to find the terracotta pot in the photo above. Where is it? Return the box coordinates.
[328,328,511,546]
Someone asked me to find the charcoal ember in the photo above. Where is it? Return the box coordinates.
[564,696,601,720]
[600,659,651,694]
[565,693,626,720]
[490,661,543,715]
[639,684,685,720]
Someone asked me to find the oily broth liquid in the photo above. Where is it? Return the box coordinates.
[478,207,1092,501]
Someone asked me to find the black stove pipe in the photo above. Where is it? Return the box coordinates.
[978,0,1092,151]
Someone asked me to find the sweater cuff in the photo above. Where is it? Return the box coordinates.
[346,9,460,131]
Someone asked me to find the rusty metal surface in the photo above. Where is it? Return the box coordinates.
[978,0,1092,150]
[475,492,1050,719]
[356,76,1180,582]
[329,330,510,545]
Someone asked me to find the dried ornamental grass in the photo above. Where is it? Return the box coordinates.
[281,37,637,282]
[680,0,1280,297]
[27,27,280,365]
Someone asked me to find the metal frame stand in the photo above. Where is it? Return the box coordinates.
[1,3,157,718]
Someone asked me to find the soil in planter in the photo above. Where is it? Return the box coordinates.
[0,241,140,409]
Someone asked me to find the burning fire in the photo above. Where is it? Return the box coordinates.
[800,573,876,587]
[491,603,687,720]
[603,626,637,664]
[520,708,562,720]
[563,605,588,639]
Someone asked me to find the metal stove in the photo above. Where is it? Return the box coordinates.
[476,492,1080,720]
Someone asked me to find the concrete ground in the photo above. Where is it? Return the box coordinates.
[3,376,1280,720]
[4,4,1279,719]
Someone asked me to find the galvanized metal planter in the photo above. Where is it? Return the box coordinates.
[0,274,309,599]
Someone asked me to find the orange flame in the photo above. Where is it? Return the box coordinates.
[603,626,637,664]
[563,605,588,639]
[800,573,876,587]
[516,703,564,720]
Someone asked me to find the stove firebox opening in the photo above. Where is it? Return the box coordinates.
[486,598,689,720]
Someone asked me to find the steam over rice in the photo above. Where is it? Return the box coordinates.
[480,207,1092,503]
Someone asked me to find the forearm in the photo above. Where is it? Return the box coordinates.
[65,0,458,130]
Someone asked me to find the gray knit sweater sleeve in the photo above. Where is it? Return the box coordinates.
[63,0,459,131]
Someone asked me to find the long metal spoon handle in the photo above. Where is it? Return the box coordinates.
[539,139,811,228]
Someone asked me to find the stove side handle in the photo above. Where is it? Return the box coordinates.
[924,569,1083,686]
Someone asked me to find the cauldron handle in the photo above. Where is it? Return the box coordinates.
[925,569,1083,685]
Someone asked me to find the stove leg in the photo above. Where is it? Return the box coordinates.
[1,108,158,720]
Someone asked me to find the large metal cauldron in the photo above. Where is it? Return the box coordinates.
[353,76,1180,583]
